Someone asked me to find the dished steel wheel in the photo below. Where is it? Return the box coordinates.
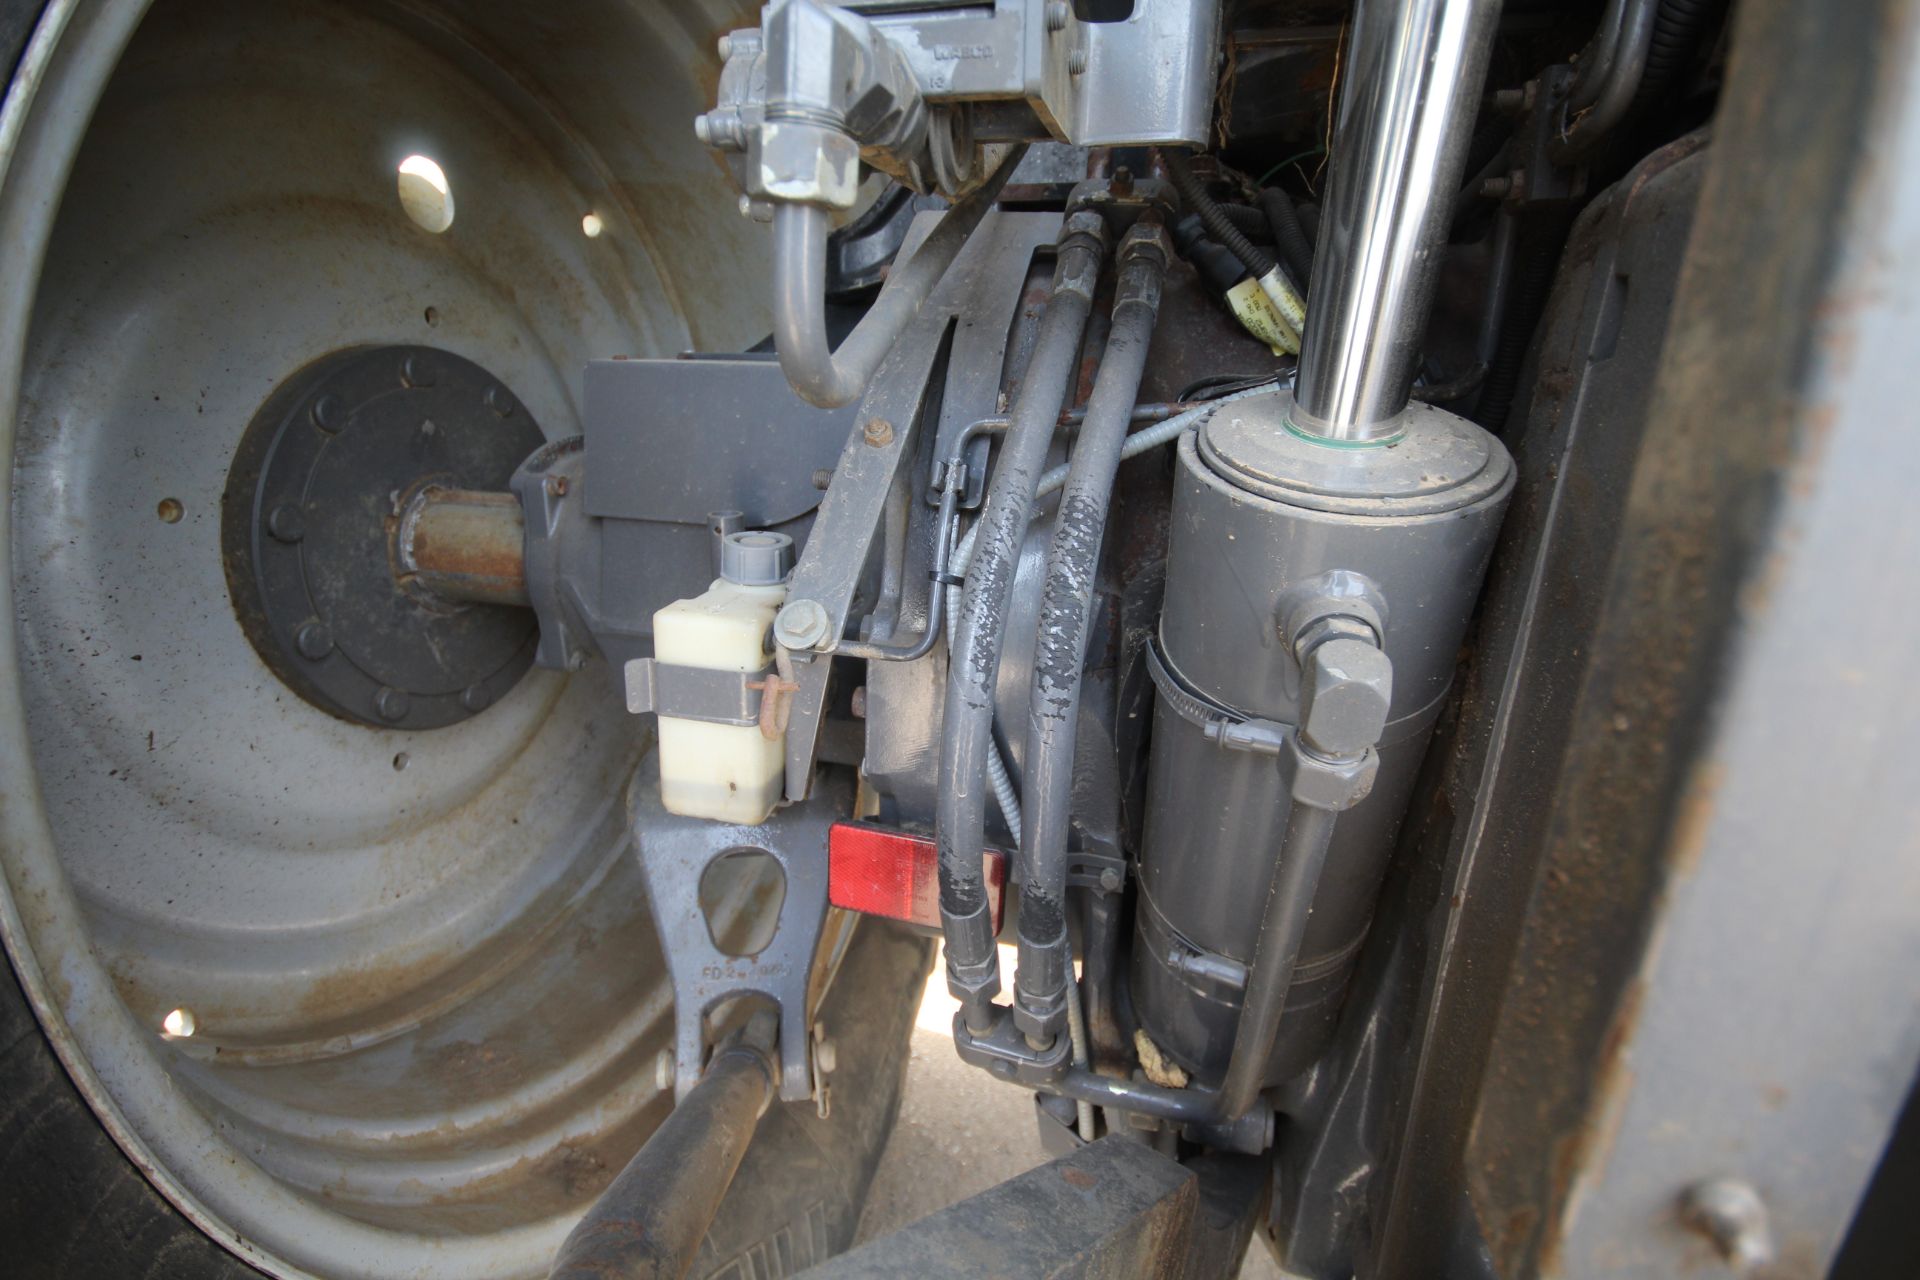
[0,1,919,1276]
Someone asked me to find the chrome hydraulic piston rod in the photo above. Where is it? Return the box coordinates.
[1291,0,1503,441]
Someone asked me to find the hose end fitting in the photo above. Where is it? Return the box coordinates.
[1055,210,1111,299]
[1011,930,1070,1043]
[941,903,1002,1028]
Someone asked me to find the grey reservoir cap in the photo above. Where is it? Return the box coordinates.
[719,530,794,585]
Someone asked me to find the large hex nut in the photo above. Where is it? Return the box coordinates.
[1280,742,1379,812]
[1300,637,1393,759]
[751,120,861,208]
[944,946,1002,1010]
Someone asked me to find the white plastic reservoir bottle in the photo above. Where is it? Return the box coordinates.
[652,530,793,824]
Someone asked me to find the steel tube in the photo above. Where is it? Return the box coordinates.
[1550,0,1656,161]
[548,1043,774,1280]
[1214,801,1342,1120]
[1012,225,1168,1045]
[937,211,1106,1030]
[771,147,1026,409]
[1292,0,1503,441]
[397,486,529,607]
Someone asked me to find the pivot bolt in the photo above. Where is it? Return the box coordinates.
[775,598,832,651]
[373,686,411,722]
[1680,1178,1774,1273]
[295,620,333,661]
[266,504,305,544]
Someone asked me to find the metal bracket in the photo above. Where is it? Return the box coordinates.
[623,657,767,726]
[628,768,845,1105]
[1064,849,1127,896]
[779,211,1060,801]
[951,1008,1074,1087]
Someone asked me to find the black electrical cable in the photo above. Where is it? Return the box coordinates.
[1257,187,1315,291]
[1214,201,1277,244]
[1634,0,1722,111]
[1160,149,1281,286]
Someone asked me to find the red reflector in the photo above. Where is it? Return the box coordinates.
[829,822,1007,932]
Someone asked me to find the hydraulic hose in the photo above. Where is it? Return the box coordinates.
[937,211,1107,1030]
[772,146,1026,408]
[1012,223,1169,1047]
[942,393,1275,846]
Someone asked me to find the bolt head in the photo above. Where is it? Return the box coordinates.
[716,33,732,61]
[310,394,346,434]
[862,418,895,448]
[1301,638,1392,758]
[653,1049,676,1092]
[1099,867,1123,893]
[544,473,569,499]
[460,684,493,713]
[400,353,436,388]
[693,113,712,145]
[266,503,305,544]
[483,385,514,417]
[775,598,832,651]
[816,1038,837,1075]
[849,686,867,719]
[1681,1178,1774,1273]
[295,620,333,661]
[373,686,411,722]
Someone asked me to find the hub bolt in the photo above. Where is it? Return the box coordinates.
[401,354,436,388]
[266,504,305,544]
[310,394,346,434]
[295,621,333,661]
[373,686,412,722]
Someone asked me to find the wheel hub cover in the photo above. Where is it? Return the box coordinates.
[222,345,544,730]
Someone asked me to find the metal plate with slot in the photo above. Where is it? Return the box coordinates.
[629,767,848,1104]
